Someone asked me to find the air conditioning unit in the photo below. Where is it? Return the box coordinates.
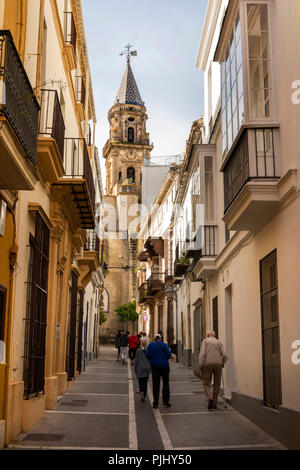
[0,200,7,237]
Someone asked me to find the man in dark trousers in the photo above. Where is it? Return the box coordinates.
[119,330,129,364]
[146,333,171,408]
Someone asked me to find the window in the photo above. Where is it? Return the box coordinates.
[66,270,78,380]
[128,127,134,143]
[23,214,50,398]
[204,156,214,221]
[221,14,244,156]
[212,296,218,338]
[260,250,282,408]
[0,286,7,341]
[247,3,273,119]
[127,166,135,183]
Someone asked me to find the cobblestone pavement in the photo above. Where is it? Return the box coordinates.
[6,345,285,450]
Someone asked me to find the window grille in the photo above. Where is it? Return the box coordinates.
[260,250,282,408]
[66,271,78,380]
[23,214,50,398]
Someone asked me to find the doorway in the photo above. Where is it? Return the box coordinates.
[225,284,234,399]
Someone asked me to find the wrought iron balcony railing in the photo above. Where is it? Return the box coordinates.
[84,231,100,252]
[63,137,95,210]
[0,30,40,165]
[223,128,280,212]
[39,89,65,161]
[147,272,165,295]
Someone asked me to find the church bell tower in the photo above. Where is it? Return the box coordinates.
[103,47,153,197]
[101,46,153,340]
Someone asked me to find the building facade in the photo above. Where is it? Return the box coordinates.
[0,0,104,447]
[136,164,180,342]
[193,0,300,449]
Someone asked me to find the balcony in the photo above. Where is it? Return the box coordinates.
[222,128,280,231]
[63,12,77,70]
[193,226,218,279]
[52,138,95,229]
[139,282,150,303]
[147,272,165,296]
[138,250,149,262]
[174,241,190,278]
[77,230,100,288]
[0,30,40,190]
[38,89,65,183]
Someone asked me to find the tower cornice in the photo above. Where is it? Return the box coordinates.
[103,140,154,159]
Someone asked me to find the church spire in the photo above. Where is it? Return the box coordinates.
[115,44,143,106]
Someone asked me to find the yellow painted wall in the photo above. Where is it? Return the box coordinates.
[3,0,27,61]
[0,211,15,422]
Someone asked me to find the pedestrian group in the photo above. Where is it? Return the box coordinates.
[114,328,228,411]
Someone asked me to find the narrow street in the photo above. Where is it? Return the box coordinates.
[6,346,285,451]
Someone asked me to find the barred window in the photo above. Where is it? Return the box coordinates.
[260,249,282,408]
[23,213,50,398]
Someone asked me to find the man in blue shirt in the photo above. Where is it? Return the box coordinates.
[146,333,171,408]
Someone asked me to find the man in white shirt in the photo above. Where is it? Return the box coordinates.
[198,330,228,410]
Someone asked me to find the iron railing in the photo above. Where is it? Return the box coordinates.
[147,272,165,295]
[66,270,78,380]
[84,230,100,252]
[260,250,282,409]
[23,214,50,398]
[63,137,96,210]
[0,30,40,165]
[224,128,279,212]
[39,89,65,161]
[64,12,77,51]
[202,225,218,257]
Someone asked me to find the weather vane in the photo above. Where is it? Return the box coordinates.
[119,43,137,62]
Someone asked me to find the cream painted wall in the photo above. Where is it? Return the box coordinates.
[208,194,300,408]
[24,0,40,87]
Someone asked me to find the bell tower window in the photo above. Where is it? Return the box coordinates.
[128,127,134,143]
[127,167,135,183]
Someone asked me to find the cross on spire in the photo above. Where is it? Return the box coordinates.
[119,43,138,63]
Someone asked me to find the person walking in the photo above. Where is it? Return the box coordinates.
[115,330,122,362]
[134,337,151,401]
[142,332,150,346]
[119,330,129,365]
[146,333,171,409]
[128,332,139,361]
[198,330,228,410]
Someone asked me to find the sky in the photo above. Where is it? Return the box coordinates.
[81,0,208,172]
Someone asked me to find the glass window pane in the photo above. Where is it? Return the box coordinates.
[238,94,245,126]
[232,81,237,112]
[247,3,272,119]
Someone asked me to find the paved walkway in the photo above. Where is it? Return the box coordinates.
[7,345,285,450]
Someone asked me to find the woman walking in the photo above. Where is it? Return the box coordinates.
[134,338,151,401]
